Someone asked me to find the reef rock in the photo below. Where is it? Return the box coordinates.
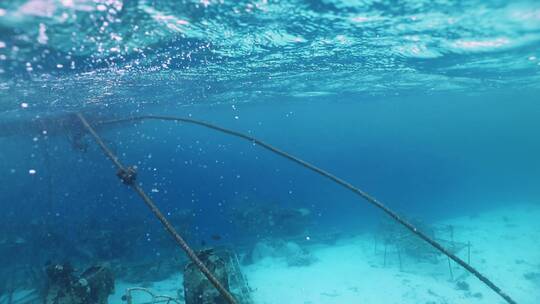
[247,240,316,267]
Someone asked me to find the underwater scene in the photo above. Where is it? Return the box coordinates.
[1,0,540,303]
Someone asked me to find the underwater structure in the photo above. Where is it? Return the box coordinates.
[1,0,539,303]
[74,113,518,304]
[0,111,524,304]
[0,111,527,304]
[375,218,470,276]
[43,263,114,304]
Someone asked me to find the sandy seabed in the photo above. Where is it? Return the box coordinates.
[110,203,539,304]
[242,203,540,304]
[7,203,529,304]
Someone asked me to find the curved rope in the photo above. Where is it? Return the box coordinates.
[96,114,517,304]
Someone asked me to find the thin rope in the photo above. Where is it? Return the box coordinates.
[76,113,238,304]
[96,114,517,304]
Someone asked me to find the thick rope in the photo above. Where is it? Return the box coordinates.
[97,115,517,304]
[76,113,238,304]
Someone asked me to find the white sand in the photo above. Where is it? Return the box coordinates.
[105,203,539,304]
[243,203,540,304]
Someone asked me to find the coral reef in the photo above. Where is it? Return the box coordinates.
[246,239,317,267]
[230,200,312,238]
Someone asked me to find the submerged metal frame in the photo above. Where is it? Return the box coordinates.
[123,287,181,304]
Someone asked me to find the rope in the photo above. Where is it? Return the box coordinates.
[76,113,238,304]
[96,114,517,304]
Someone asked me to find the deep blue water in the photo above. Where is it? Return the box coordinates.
[0,0,540,303]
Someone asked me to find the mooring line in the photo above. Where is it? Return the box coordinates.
[76,113,238,304]
[96,114,517,304]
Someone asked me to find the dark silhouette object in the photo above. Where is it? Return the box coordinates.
[43,262,114,304]
[184,249,230,304]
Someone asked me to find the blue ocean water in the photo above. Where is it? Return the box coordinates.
[0,1,539,304]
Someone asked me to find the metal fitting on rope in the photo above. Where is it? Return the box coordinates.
[117,166,137,185]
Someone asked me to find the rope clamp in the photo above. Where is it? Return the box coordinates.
[117,166,137,185]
